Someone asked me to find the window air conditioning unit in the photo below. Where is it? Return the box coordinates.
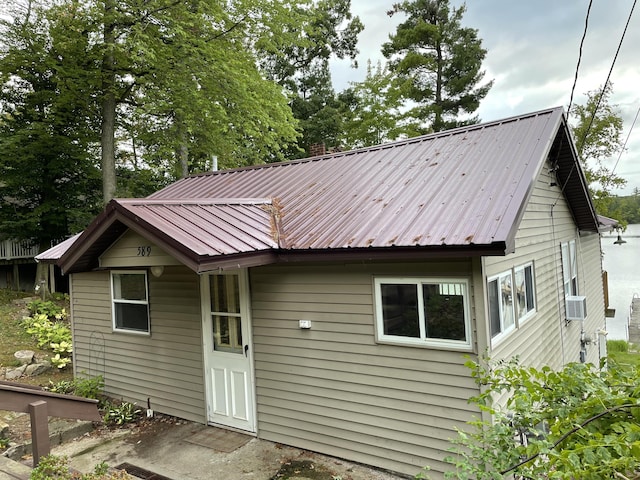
[566,296,587,321]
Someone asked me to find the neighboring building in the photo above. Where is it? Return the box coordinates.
[38,107,610,478]
[0,239,39,290]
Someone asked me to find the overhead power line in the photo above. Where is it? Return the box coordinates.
[566,0,594,119]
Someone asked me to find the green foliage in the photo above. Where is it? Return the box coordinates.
[22,313,72,369]
[340,60,417,149]
[103,401,142,426]
[382,0,493,133]
[608,339,630,353]
[30,454,128,479]
[48,375,104,400]
[28,299,68,320]
[607,192,640,225]
[570,82,627,218]
[0,436,9,449]
[445,357,640,479]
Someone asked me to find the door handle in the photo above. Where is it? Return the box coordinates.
[244,345,249,357]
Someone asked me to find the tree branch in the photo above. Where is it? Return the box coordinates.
[501,403,637,475]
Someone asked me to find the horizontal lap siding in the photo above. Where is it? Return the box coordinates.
[70,266,206,422]
[250,261,480,478]
[486,162,606,368]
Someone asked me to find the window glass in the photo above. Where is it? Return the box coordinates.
[500,273,514,330]
[488,279,501,337]
[423,283,465,341]
[211,274,240,313]
[380,283,419,337]
[210,274,243,354]
[111,272,149,333]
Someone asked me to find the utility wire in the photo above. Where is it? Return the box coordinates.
[555,0,637,204]
[612,104,640,176]
[567,0,594,120]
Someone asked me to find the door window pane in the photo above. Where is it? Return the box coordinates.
[213,315,243,354]
[211,275,240,314]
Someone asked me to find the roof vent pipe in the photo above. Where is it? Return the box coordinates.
[212,155,218,172]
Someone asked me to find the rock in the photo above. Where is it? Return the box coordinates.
[0,420,8,438]
[5,364,28,380]
[24,362,51,377]
[14,350,35,365]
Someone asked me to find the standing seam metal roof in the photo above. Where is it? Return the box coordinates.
[54,107,599,273]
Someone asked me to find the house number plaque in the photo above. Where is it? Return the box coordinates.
[137,246,152,256]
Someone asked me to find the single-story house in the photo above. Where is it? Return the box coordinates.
[38,107,609,478]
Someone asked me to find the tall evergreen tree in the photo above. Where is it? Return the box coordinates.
[382,0,492,133]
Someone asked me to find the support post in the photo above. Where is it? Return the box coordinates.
[29,400,50,466]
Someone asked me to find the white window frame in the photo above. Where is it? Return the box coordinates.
[561,240,578,297]
[110,270,150,335]
[374,277,472,351]
[488,262,537,341]
[488,271,516,340]
[514,262,536,323]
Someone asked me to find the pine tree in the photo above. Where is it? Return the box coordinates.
[382,0,492,133]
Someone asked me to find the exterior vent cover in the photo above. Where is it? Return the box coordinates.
[566,295,587,321]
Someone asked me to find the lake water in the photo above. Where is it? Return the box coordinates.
[601,223,640,340]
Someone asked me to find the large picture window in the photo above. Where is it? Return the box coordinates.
[374,277,471,350]
[111,271,150,334]
[488,262,536,340]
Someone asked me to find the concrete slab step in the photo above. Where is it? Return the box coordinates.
[0,455,30,480]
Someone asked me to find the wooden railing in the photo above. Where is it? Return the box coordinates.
[0,239,39,260]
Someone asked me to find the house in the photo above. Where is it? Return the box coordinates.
[38,107,609,478]
[0,239,39,290]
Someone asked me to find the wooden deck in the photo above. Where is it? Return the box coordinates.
[0,239,38,261]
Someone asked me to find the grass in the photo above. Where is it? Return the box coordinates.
[607,339,640,369]
[0,289,73,386]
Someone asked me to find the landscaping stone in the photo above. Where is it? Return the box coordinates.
[24,363,51,377]
[4,365,27,381]
[13,351,34,366]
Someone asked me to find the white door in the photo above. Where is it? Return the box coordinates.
[201,271,255,432]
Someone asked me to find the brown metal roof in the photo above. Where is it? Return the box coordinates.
[55,107,599,274]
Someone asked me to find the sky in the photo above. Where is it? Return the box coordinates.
[330,0,640,195]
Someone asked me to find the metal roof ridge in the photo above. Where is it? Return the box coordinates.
[117,197,272,206]
[173,107,566,182]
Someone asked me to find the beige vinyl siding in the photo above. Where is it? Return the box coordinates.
[250,260,480,478]
[70,266,206,422]
[485,160,606,368]
[99,230,182,268]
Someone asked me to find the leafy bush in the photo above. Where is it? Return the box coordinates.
[30,455,128,479]
[48,375,104,400]
[22,313,72,368]
[28,299,68,320]
[444,357,640,479]
[103,401,142,426]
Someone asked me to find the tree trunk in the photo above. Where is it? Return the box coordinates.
[101,0,117,204]
[177,143,189,178]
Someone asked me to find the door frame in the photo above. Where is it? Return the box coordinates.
[200,269,257,433]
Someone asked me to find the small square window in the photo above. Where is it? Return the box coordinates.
[111,272,149,334]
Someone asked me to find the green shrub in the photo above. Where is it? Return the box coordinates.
[22,313,72,368]
[27,299,68,320]
[30,455,128,479]
[48,375,104,400]
[103,401,141,426]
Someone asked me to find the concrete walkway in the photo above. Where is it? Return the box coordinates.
[4,417,407,480]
